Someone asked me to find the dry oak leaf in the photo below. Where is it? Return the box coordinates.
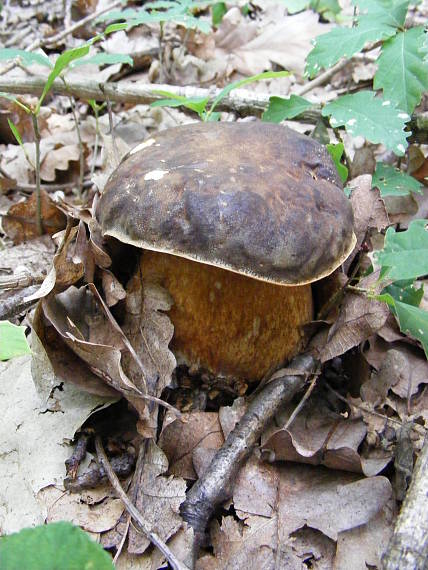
[127,440,187,555]
[159,411,224,480]
[2,189,67,244]
[320,272,389,363]
[211,7,329,77]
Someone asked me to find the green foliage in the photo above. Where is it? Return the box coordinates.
[0,48,51,68]
[377,292,428,358]
[375,219,428,281]
[151,71,290,120]
[372,162,422,197]
[326,142,348,182]
[306,0,408,78]
[100,0,221,34]
[211,2,227,26]
[262,95,314,122]
[375,220,428,357]
[0,522,114,570]
[72,53,133,67]
[0,321,31,361]
[280,0,341,19]
[322,91,410,155]
[374,26,428,114]
[7,119,24,146]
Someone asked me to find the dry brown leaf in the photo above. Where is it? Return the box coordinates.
[261,403,391,475]
[211,7,329,77]
[345,175,389,273]
[127,440,187,555]
[320,272,390,363]
[40,143,80,182]
[2,189,67,244]
[158,411,224,480]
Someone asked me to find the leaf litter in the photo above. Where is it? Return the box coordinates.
[0,2,427,569]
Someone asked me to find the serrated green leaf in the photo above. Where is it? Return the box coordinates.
[374,27,428,115]
[0,48,51,68]
[262,95,314,122]
[377,293,428,357]
[73,53,134,67]
[372,162,422,196]
[322,91,410,155]
[0,321,31,361]
[326,142,348,182]
[355,0,409,28]
[375,219,428,281]
[383,280,424,307]
[0,522,114,570]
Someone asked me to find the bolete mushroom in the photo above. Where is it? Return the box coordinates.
[96,122,355,382]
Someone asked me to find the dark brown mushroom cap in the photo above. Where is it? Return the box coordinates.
[97,122,356,285]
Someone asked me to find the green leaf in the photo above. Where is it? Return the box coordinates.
[36,44,91,113]
[72,52,134,67]
[212,2,227,26]
[151,90,210,116]
[262,95,314,122]
[374,27,428,115]
[322,91,410,156]
[0,48,51,68]
[0,522,114,570]
[206,70,291,119]
[0,321,31,361]
[280,0,310,13]
[383,280,424,307]
[375,219,428,281]
[306,0,410,77]
[7,119,23,146]
[326,142,348,182]
[372,162,423,197]
[104,22,129,34]
[377,293,428,357]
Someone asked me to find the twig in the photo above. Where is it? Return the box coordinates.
[0,76,426,138]
[295,59,350,96]
[180,352,317,564]
[0,272,44,290]
[382,435,428,569]
[0,285,39,319]
[95,436,191,570]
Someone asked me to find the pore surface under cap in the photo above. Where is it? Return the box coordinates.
[97,122,355,285]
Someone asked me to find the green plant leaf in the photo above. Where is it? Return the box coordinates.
[0,522,114,570]
[383,280,424,307]
[377,293,428,357]
[104,22,130,34]
[7,119,23,146]
[206,70,291,119]
[326,142,348,182]
[280,0,310,13]
[151,90,210,116]
[0,321,31,361]
[72,52,134,67]
[262,95,314,122]
[374,27,428,115]
[0,48,51,68]
[372,162,423,197]
[36,44,91,113]
[322,91,410,155]
[212,2,227,26]
[306,0,409,77]
[375,219,428,281]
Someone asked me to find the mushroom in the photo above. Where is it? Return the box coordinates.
[96,122,356,382]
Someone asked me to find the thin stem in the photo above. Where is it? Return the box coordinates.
[31,112,43,236]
